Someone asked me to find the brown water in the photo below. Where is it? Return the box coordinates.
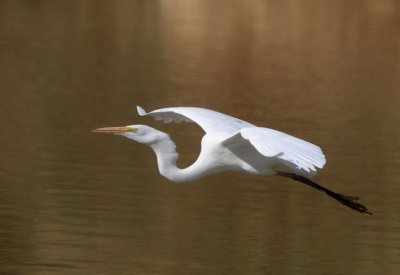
[1,1,400,274]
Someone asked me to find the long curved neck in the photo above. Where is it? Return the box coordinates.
[149,135,215,183]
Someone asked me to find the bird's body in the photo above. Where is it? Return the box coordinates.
[93,106,371,214]
[149,129,276,183]
[136,106,325,181]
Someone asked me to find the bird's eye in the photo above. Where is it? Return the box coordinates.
[126,127,138,132]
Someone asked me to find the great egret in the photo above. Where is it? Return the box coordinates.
[93,106,371,214]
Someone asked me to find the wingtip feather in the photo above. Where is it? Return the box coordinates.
[137,106,146,116]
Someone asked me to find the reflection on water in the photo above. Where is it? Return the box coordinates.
[1,1,400,274]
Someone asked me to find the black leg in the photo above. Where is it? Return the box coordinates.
[276,172,372,215]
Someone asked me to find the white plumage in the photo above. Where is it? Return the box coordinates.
[93,105,371,214]
[137,105,326,178]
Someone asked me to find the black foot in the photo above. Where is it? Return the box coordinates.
[329,192,372,215]
[277,172,373,215]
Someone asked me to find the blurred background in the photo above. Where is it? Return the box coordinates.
[0,1,399,274]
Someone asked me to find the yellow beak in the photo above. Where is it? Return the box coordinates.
[92,126,137,134]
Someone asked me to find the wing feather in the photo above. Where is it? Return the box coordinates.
[225,127,326,173]
[137,106,254,135]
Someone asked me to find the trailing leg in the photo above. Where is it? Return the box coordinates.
[276,172,372,215]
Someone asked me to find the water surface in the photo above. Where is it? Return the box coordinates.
[1,1,399,274]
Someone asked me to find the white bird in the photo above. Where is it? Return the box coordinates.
[93,106,371,214]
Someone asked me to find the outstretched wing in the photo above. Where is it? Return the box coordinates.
[223,127,326,173]
[137,106,254,135]
[138,106,325,174]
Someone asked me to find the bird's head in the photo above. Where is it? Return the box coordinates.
[93,124,166,145]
